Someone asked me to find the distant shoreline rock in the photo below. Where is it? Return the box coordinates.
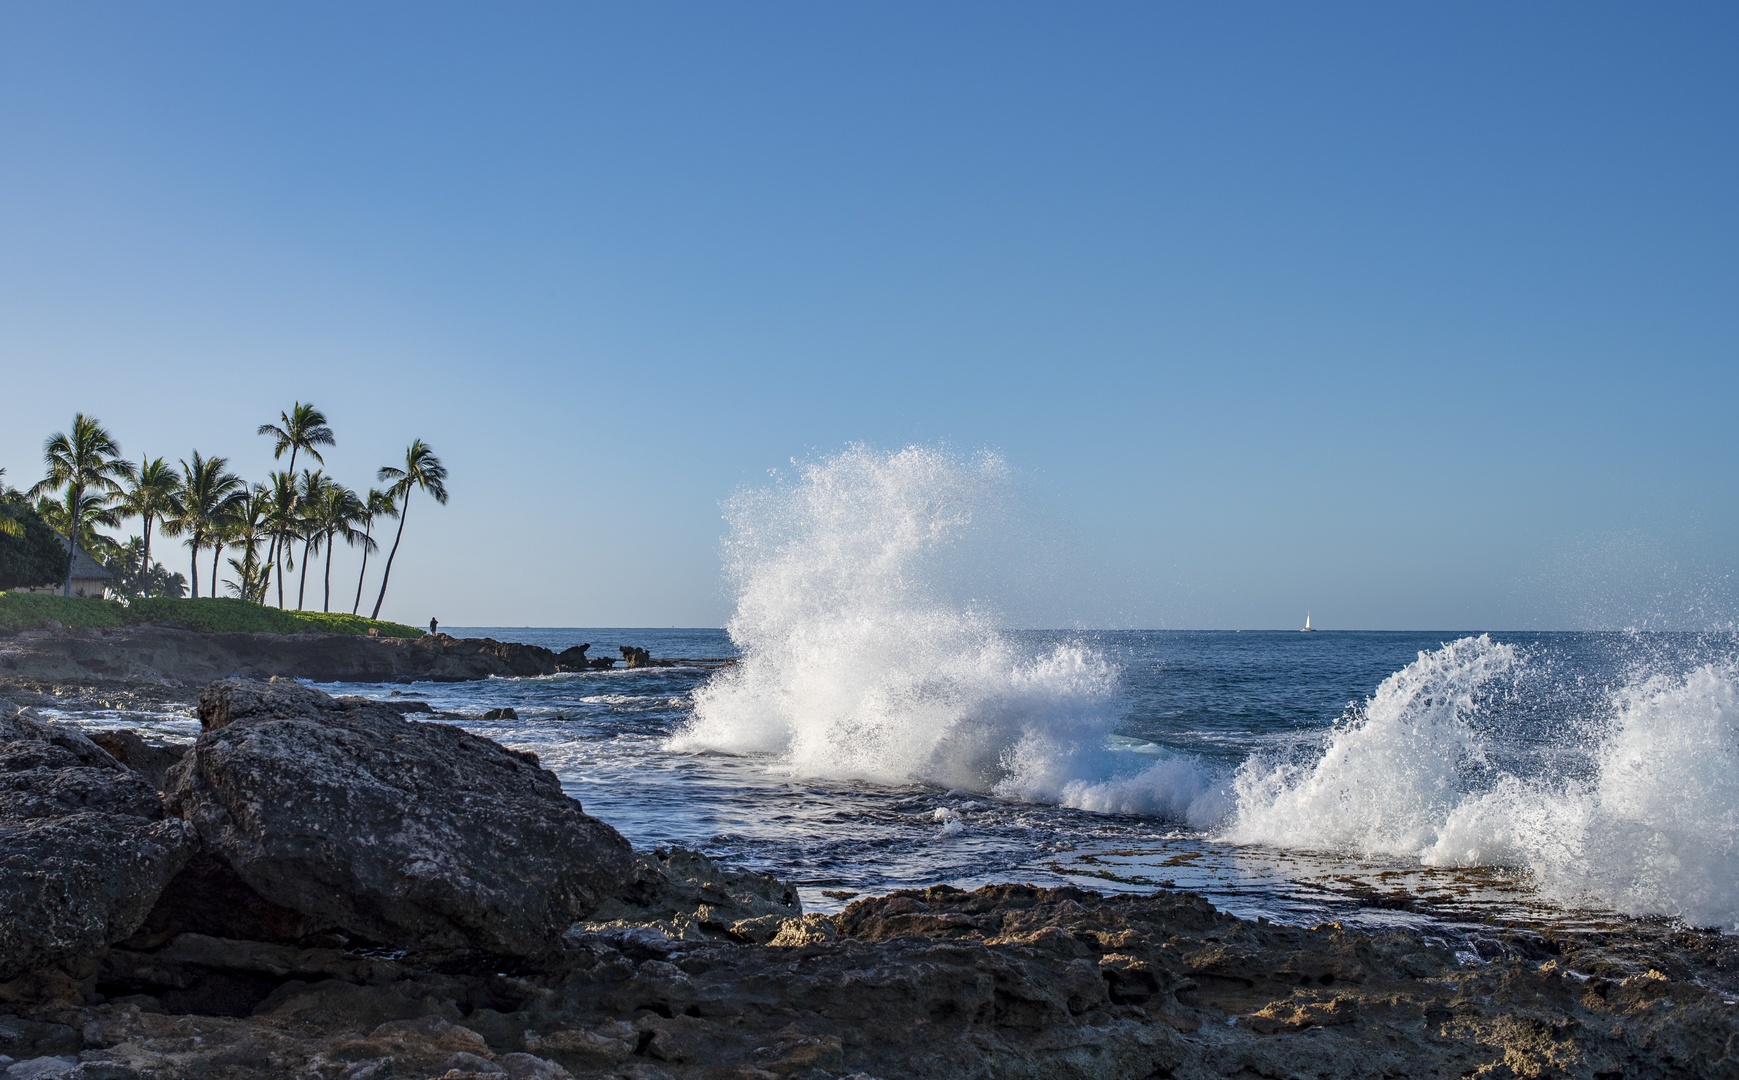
[0,624,729,687]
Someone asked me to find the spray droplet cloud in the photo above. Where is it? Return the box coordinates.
[668,444,1225,824]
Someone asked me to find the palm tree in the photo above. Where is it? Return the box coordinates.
[218,487,272,602]
[165,452,244,599]
[351,487,396,615]
[225,547,271,603]
[29,415,133,596]
[208,483,251,595]
[371,440,447,620]
[260,470,300,607]
[116,458,183,596]
[257,404,335,606]
[307,481,366,612]
[0,470,20,539]
[293,470,330,609]
[108,537,188,599]
[34,490,124,566]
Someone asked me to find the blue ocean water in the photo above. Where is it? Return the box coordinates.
[289,626,1735,936]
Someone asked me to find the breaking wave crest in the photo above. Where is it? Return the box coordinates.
[1227,634,1739,929]
[668,444,1735,927]
[667,445,1226,826]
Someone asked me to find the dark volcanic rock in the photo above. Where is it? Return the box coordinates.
[44,881,1737,1080]
[166,679,635,956]
[0,625,568,685]
[6,860,1738,1079]
[136,851,338,946]
[589,846,802,938]
[0,702,196,979]
[553,644,591,672]
[338,695,433,715]
[86,729,186,790]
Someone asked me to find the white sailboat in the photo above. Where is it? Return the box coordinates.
[1301,611,1315,632]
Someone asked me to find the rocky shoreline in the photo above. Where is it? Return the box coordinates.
[2,679,1736,1078]
[0,626,722,689]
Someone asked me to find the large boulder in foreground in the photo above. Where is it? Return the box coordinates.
[167,679,635,956]
[0,702,195,979]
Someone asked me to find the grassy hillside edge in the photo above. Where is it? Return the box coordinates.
[0,593,423,637]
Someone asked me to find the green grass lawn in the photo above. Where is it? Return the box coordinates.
[0,592,422,637]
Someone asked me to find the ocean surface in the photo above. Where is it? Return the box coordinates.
[325,628,1733,940]
[63,624,1736,947]
[49,448,1739,946]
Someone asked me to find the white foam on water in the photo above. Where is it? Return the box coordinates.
[667,445,1225,826]
[1225,635,1521,856]
[1227,634,1739,929]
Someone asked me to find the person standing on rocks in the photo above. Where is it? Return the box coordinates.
[428,617,438,635]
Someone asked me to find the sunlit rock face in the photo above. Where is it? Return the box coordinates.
[167,678,634,957]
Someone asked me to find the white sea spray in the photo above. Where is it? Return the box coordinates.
[667,444,1225,826]
[1227,635,1739,929]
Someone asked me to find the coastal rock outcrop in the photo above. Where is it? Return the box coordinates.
[0,702,195,979]
[166,679,635,956]
[0,625,726,687]
[553,643,592,671]
[0,626,566,685]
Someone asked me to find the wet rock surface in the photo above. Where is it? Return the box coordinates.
[166,680,635,957]
[0,702,195,981]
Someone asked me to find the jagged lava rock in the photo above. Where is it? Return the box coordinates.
[85,729,185,791]
[0,702,195,979]
[166,679,634,956]
[585,845,802,941]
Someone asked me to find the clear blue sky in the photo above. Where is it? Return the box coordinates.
[2,3,1734,629]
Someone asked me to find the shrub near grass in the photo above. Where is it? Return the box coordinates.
[0,593,421,637]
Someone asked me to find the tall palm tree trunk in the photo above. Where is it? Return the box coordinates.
[189,537,201,600]
[267,525,283,604]
[63,493,82,597]
[323,528,336,612]
[352,524,374,614]
[211,542,224,599]
[269,447,300,609]
[141,514,155,596]
[297,535,313,609]
[370,496,410,620]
